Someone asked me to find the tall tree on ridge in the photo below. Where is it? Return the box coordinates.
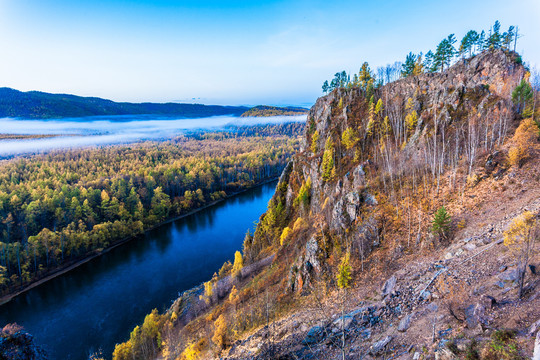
[433,34,456,72]
[459,30,479,58]
[486,20,502,49]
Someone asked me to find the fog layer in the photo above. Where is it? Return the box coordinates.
[0,114,306,157]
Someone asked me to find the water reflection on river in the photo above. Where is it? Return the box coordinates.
[0,181,277,359]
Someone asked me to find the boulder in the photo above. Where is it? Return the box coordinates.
[464,303,488,328]
[381,275,397,297]
[479,294,497,309]
[302,326,324,345]
[398,314,412,332]
[369,336,392,355]
[332,315,354,332]
[498,269,518,282]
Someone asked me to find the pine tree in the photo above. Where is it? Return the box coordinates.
[487,20,502,49]
[432,206,451,242]
[459,30,479,58]
[402,52,417,77]
[322,80,329,94]
[512,79,533,115]
[423,50,435,73]
[358,62,374,91]
[337,252,351,289]
[477,30,486,52]
[502,26,515,49]
[321,137,335,181]
[336,252,352,360]
[433,34,456,71]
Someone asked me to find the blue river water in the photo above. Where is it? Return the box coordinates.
[0,180,277,359]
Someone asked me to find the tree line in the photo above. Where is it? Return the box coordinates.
[0,129,301,293]
[322,21,521,94]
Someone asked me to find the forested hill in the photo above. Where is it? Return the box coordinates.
[240,105,308,117]
[0,88,249,119]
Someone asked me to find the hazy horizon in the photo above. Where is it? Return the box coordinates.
[0,0,538,106]
[0,114,307,156]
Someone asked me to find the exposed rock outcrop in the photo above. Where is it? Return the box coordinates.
[276,49,525,292]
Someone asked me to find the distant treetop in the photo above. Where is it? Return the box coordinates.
[240,105,308,117]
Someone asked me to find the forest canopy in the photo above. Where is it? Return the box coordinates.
[0,124,303,294]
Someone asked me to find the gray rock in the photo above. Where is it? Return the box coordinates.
[420,290,431,300]
[479,294,497,309]
[465,303,486,328]
[413,352,421,360]
[302,326,323,345]
[360,328,372,340]
[398,314,412,332]
[534,331,540,360]
[345,191,360,221]
[369,336,392,355]
[332,315,354,332]
[352,165,366,188]
[530,319,540,337]
[331,198,345,231]
[498,269,518,282]
[364,193,378,206]
[305,236,321,272]
[382,275,397,296]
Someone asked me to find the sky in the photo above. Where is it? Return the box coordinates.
[0,0,538,107]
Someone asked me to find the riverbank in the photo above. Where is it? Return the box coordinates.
[0,177,279,306]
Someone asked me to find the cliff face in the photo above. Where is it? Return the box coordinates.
[221,49,540,360]
[266,49,525,292]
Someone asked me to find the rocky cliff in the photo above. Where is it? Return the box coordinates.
[262,49,525,292]
[222,49,539,360]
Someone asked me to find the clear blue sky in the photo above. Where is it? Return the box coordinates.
[0,0,538,106]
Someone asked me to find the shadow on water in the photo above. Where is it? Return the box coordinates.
[0,181,277,360]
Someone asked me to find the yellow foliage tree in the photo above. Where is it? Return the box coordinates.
[292,217,307,232]
[342,127,359,150]
[405,98,418,133]
[508,118,538,167]
[337,252,352,289]
[180,342,200,360]
[503,211,538,298]
[229,285,239,305]
[375,98,384,116]
[232,251,243,277]
[112,340,133,360]
[321,137,335,181]
[212,315,227,349]
[311,130,320,153]
[280,227,291,246]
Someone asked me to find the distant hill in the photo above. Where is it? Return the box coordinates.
[240,105,308,117]
[0,88,249,119]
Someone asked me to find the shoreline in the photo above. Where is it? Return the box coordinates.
[0,177,278,306]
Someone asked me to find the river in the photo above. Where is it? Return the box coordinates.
[0,180,277,359]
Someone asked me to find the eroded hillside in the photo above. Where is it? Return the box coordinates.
[113,49,539,360]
